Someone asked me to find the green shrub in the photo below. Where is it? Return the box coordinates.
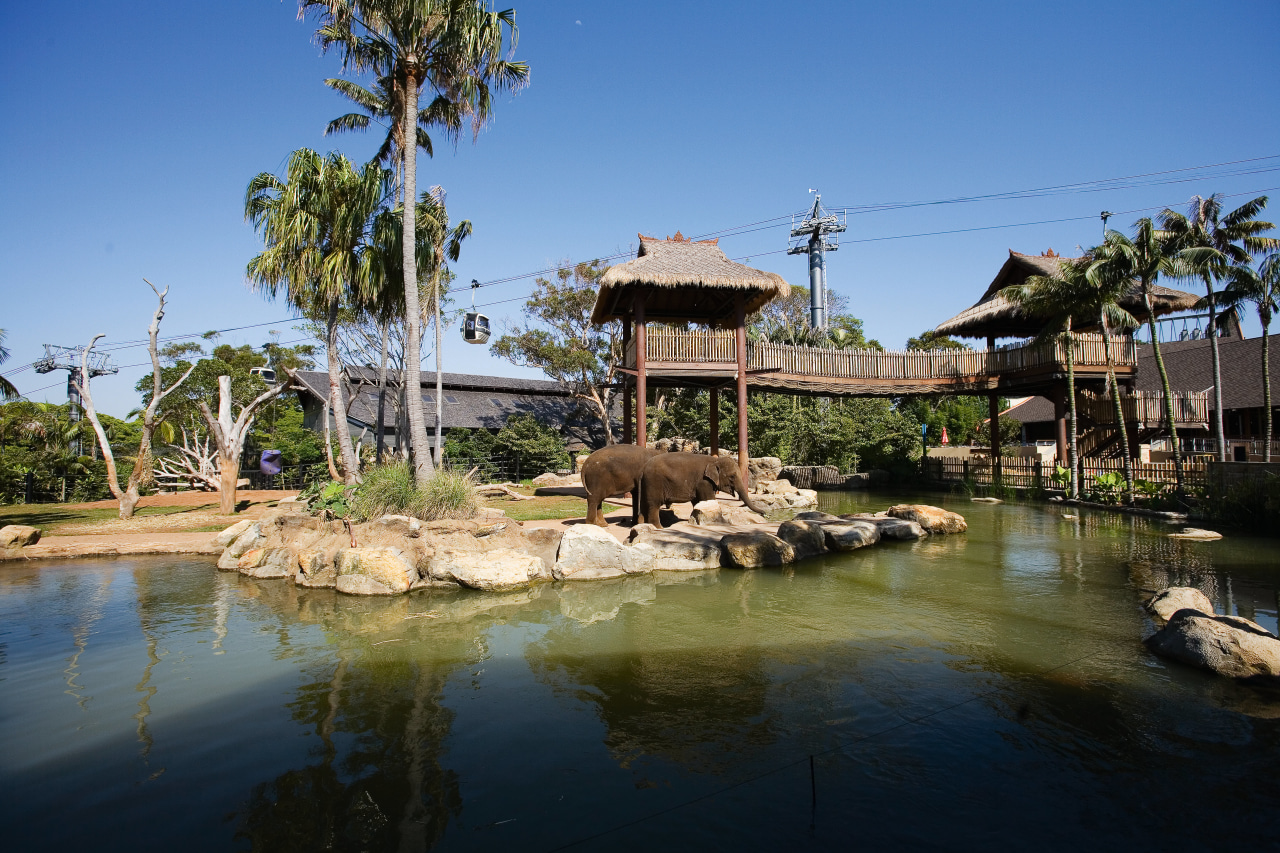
[333,464,480,522]
[417,468,479,521]
[349,463,418,521]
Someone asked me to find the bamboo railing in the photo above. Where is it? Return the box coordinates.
[625,329,1135,383]
[924,456,1206,493]
[1078,389,1210,427]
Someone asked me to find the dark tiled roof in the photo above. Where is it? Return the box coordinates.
[342,366,566,395]
[1003,395,1055,423]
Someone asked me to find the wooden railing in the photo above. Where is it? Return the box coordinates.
[924,456,1206,493]
[1078,389,1210,427]
[626,329,1136,382]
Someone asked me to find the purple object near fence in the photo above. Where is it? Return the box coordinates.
[260,450,283,476]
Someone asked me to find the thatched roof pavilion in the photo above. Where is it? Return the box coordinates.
[592,233,789,328]
[933,250,1200,340]
[593,232,791,482]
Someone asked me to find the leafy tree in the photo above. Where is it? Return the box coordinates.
[493,413,570,478]
[246,148,391,483]
[305,0,529,486]
[0,330,18,401]
[906,330,969,351]
[1161,194,1278,461]
[492,261,623,444]
[751,285,882,349]
[1213,254,1280,460]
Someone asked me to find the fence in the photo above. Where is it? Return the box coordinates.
[237,462,332,492]
[1077,389,1210,427]
[922,455,1207,495]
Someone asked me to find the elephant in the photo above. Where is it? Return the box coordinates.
[581,444,664,526]
[640,452,764,528]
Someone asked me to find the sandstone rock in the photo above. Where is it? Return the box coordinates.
[887,505,967,534]
[794,511,841,522]
[218,524,264,570]
[1145,586,1215,624]
[762,479,798,495]
[476,507,507,520]
[296,548,338,588]
[722,506,767,526]
[0,524,39,548]
[777,520,827,560]
[524,527,564,573]
[1168,527,1223,541]
[553,525,654,581]
[575,454,590,473]
[689,500,726,526]
[971,497,1002,504]
[336,547,419,595]
[748,456,783,487]
[531,472,581,488]
[631,526,723,571]
[627,523,659,542]
[1145,609,1280,685]
[720,531,795,568]
[214,519,254,547]
[822,520,880,551]
[241,548,293,579]
[445,548,550,591]
[653,437,701,454]
[874,518,926,540]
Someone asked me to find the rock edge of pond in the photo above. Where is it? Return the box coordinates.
[1144,586,1280,689]
[209,502,966,596]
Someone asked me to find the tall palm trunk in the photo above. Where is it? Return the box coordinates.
[1263,311,1273,462]
[433,265,444,465]
[1203,273,1227,461]
[1142,281,1185,491]
[1065,320,1079,500]
[326,301,361,484]
[401,75,434,485]
[375,319,389,464]
[1100,319,1134,503]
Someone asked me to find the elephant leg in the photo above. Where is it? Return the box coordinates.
[631,478,644,525]
[586,491,608,527]
[694,481,716,504]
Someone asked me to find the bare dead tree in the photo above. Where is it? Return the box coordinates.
[198,372,296,514]
[153,423,220,491]
[77,280,196,518]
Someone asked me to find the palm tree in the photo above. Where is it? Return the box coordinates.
[245,148,392,484]
[1160,195,1278,461]
[0,330,19,401]
[1008,257,1094,500]
[324,73,460,182]
[304,0,528,486]
[1213,254,1280,461]
[1097,220,1189,491]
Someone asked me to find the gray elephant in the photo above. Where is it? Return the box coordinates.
[581,444,663,526]
[640,453,764,528]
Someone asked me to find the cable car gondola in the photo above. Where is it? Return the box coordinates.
[463,279,490,344]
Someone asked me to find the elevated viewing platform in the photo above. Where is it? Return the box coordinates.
[623,329,1137,396]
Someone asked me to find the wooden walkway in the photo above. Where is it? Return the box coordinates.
[625,330,1137,396]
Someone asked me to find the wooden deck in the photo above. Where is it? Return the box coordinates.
[624,330,1136,396]
[1078,389,1210,429]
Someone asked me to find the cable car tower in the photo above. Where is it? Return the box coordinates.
[33,344,118,456]
[788,191,847,330]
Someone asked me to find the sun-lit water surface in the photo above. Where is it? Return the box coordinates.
[2,492,1279,851]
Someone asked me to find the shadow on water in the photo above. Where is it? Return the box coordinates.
[2,493,1280,851]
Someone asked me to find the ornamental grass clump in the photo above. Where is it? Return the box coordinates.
[347,463,479,522]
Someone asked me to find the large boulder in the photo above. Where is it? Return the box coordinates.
[531,472,581,488]
[1145,610,1280,685]
[748,456,783,487]
[631,525,723,571]
[723,506,768,526]
[335,547,420,595]
[868,517,927,541]
[0,524,40,548]
[296,548,339,588]
[777,520,827,560]
[689,500,726,526]
[1168,528,1223,541]
[218,523,264,570]
[523,527,564,573]
[238,548,294,579]
[887,505,967,534]
[653,437,701,454]
[553,525,655,581]
[445,548,550,591]
[720,531,795,568]
[794,511,841,522]
[214,519,254,547]
[822,520,880,551]
[1145,587,1215,624]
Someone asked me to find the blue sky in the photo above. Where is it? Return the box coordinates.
[3,0,1278,415]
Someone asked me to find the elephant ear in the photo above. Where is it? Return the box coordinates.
[704,459,728,490]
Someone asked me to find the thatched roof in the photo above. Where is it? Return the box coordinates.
[591,232,790,327]
[933,250,1201,339]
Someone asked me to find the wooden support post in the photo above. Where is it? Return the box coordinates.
[622,317,632,444]
[735,295,749,485]
[1054,385,1068,465]
[709,386,719,455]
[989,392,1002,485]
[635,294,647,448]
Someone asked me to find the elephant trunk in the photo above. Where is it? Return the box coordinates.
[733,472,765,515]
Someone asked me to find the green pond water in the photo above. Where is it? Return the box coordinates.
[2,492,1279,851]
